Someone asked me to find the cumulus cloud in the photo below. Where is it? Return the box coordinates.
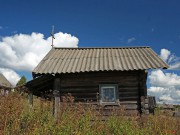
[160,49,171,62]
[148,48,180,104]
[0,32,79,85]
[0,68,20,86]
[52,32,78,48]
[149,70,180,88]
[148,69,180,104]
[0,32,79,72]
[127,37,136,44]
[160,48,180,70]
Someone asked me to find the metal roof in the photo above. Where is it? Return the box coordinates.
[0,74,13,88]
[33,46,169,76]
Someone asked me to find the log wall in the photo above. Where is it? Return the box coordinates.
[57,70,147,115]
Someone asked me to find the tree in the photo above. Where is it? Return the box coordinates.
[16,76,27,86]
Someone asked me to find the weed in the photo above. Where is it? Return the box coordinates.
[0,92,179,135]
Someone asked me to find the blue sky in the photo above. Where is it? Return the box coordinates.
[0,0,180,51]
[0,0,179,104]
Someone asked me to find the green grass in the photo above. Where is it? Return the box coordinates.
[0,92,179,135]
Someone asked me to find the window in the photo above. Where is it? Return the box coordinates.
[99,84,119,105]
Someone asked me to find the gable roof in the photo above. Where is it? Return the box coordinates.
[0,74,13,88]
[33,46,169,77]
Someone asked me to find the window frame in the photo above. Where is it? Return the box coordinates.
[99,84,119,106]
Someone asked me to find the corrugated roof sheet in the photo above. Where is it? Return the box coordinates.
[33,47,169,76]
[0,74,13,88]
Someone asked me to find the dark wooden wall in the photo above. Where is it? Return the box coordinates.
[57,70,147,115]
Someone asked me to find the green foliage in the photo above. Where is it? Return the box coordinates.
[0,93,179,135]
[16,76,27,86]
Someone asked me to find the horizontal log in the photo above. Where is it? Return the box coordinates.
[119,91,139,94]
[60,71,139,78]
[121,104,139,110]
[61,87,139,93]
[119,96,139,99]
[65,93,97,96]
[61,82,97,87]
[118,86,139,89]
[119,93,139,97]
[60,93,97,98]
[60,88,98,92]
[61,79,139,84]
[119,88,139,92]
[120,101,138,104]
[118,83,139,87]
[93,77,138,82]
[61,82,139,87]
[60,85,97,89]
[61,73,139,87]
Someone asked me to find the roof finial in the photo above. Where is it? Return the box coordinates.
[50,25,55,47]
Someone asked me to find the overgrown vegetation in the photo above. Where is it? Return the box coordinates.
[0,92,179,135]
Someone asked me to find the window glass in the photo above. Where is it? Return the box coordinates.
[101,87,116,102]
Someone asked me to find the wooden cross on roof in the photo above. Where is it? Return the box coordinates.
[50,25,55,47]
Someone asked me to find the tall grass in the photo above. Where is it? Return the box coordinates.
[0,92,179,135]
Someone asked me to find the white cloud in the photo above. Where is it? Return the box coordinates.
[0,32,78,86]
[160,48,180,70]
[148,48,180,104]
[170,63,180,70]
[168,54,180,70]
[0,32,79,72]
[0,68,20,86]
[52,32,78,48]
[127,37,136,44]
[149,70,180,88]
[160,49,170,62]
[148,69,180,104]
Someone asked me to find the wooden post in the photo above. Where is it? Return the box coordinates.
[28,91,33,111]
[138,71,143,114]
[143,70,148,96]
[53,78,61,122]
[138,70,150,115]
